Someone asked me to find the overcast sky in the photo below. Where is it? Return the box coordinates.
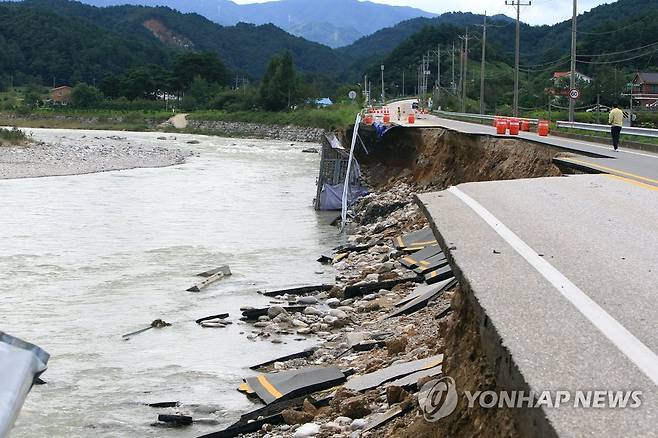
[231,0,615,26]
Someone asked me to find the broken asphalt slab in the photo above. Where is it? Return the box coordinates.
[242,367,346,404]
[394,227,437,250]
[344,355,443,392]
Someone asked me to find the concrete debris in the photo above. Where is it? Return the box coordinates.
[196,265,232,278]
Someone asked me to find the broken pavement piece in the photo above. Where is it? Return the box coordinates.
[344,355,443,392]
[399,245,442,269]
[195,313,229,324]
[157,414,193,426]
[187,270,229,292]
[343,274,421,298]
[148,401,180,408]
[196,265,232,278]
[386,278,456,318]
[260,284,333,298]
[412,253,448,275]
[394,227,437,250]
[249,346,319,370]
[363,404,411,432]
[243,367,346,404]
[383,365,443,389]
[424,265,453,285]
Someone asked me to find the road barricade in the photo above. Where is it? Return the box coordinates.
[538,120,550,136]
[408,114,416,124]
[383,114,390,124]
[508,119,520,135]
[521,120,530,132]
[496,119,508,135]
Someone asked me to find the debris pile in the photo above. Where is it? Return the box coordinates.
[188,182,460,437]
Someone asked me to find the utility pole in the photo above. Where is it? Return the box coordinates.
[477,13,488,114]
[381,64,385,104]
[506,0,532,117]
[459,29,469,113]
[437,44,441,89]
[451,43,456,94]
[402,71,405,96]
[364,74,368,103]
[569,0,577,122]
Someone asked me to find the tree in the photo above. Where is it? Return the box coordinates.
[22,84,42,108]
[172,53,230,91]
[259,52,298,111]
[71,83,104,108]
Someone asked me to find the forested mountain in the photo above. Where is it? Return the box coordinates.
[0,2,170,86]
[14,0,344,79]
[71,0,437,48]
[1,0,657,102]
[347,0,658,71]
[339,13,514,60]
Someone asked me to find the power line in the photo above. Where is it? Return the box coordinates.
[578,41,658,58]
[576,48,658,64]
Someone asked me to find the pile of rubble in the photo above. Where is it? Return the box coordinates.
[149,182,460,437]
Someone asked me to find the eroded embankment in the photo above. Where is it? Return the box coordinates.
[355,127,561,190]
[355,127,562,437]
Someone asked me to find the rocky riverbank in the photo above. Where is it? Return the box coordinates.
[176,127,566,438]
[0,130,192,179]
[186,120,325,143]
[167,180,465,438]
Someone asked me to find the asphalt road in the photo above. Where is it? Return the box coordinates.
[384,100,658,188]
[417,174,657,437]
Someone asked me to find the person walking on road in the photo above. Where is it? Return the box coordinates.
[608,103,624,151]
[397,106,401,121]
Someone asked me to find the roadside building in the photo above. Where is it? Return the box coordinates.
[551,71,593,84]
[631,72,658,109]
[548,71,592,99]
[51,86,72,105]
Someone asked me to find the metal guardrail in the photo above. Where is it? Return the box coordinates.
[556,121,658,138]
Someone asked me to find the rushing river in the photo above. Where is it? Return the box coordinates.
[0,129,340,437]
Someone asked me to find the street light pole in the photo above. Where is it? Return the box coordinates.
[506,1,531,117]
[569,0,577,122]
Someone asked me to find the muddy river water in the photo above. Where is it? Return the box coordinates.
[0,129,340,437]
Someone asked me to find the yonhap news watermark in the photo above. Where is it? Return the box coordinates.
[418,376,643,422]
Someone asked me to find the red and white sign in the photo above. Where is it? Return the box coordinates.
[569,89,580,100]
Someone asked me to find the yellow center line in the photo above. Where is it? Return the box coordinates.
[605,174,658,192]
[256,375,283,399]
[559,157,658,186]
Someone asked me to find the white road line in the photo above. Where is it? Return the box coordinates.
[448,186,658,386]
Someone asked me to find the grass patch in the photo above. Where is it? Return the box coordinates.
[189,104,360,131]
[0,108,171,131]
[0,127,29,146]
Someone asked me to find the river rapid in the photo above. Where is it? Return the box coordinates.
[0,129,340,437]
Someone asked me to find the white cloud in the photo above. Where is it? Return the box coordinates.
[231,0,616,26]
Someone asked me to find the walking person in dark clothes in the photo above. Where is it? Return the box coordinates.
[608,103,624,151]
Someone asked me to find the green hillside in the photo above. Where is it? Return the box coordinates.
[0,2,170,86]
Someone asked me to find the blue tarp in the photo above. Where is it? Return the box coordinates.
[315,98,333,107]
[319,182,369,210]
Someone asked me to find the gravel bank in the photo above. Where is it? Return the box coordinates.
[0,129,192,179]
